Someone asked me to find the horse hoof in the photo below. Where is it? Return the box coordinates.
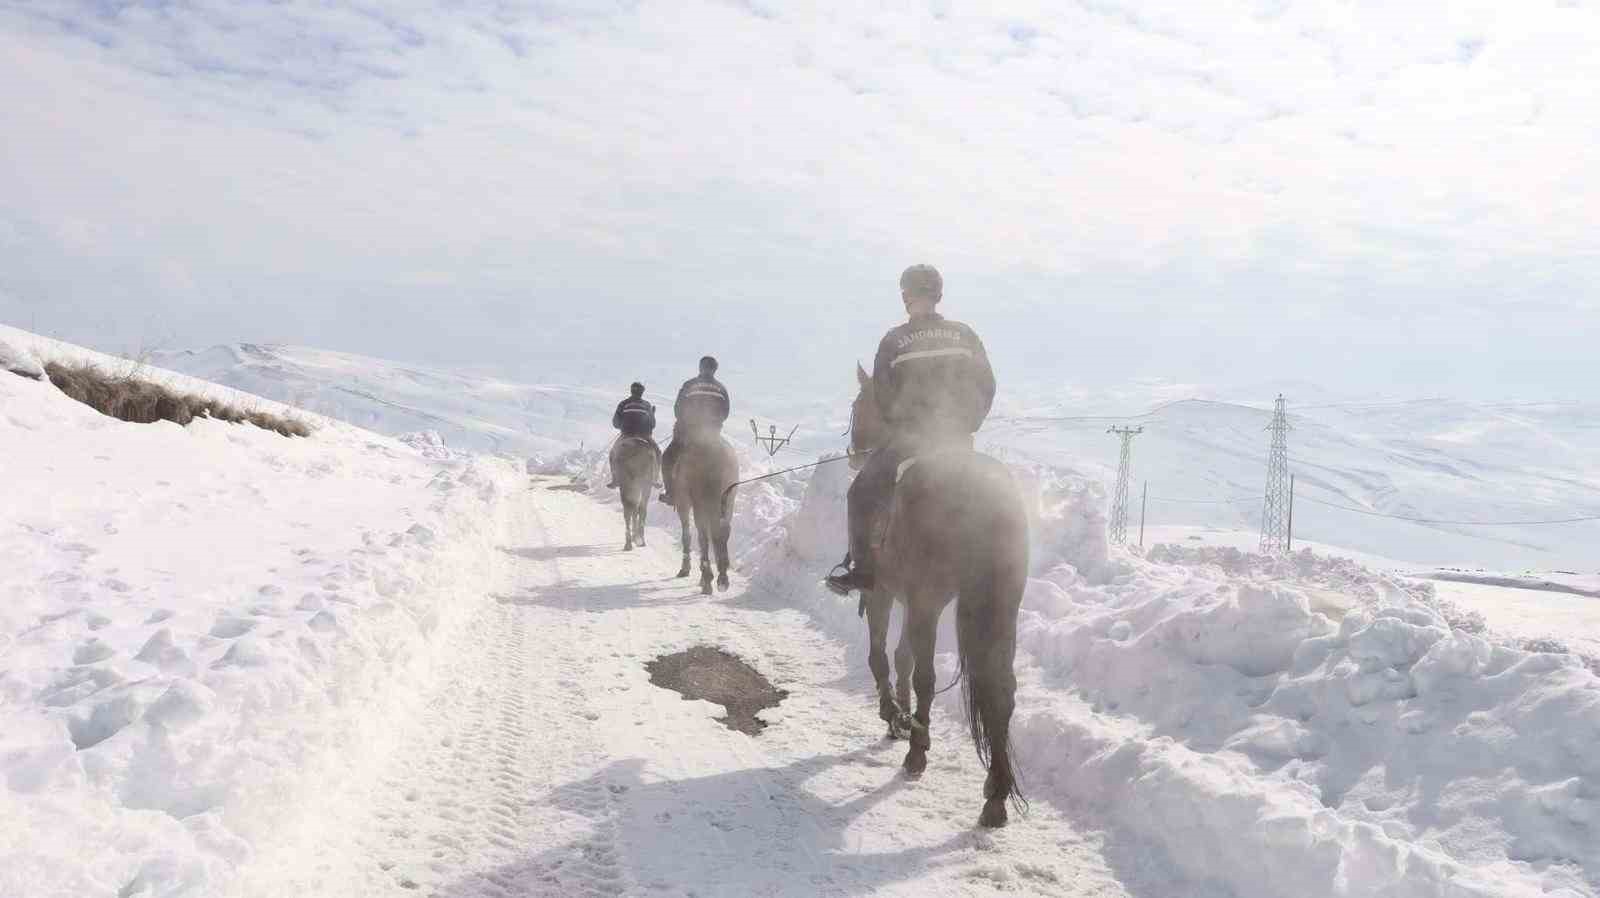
[701,582,714,596]
[887,719,911,741]
[677,566,691,578]
[903,747,927,777]
[716,575,729,592]
[978,799,1009,828]
[623,544,633,552]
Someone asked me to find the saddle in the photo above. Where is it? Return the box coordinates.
[615,435,658,452]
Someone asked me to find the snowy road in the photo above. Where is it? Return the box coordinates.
[235,481,1136,897]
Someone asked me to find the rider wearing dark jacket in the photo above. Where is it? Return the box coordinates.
[826,264,995,595]
[613,384,658,438]
[660,356,731,505]
[607,382,659,488]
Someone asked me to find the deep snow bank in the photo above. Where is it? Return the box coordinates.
[0,328,525,897]
[744,457,1599,897]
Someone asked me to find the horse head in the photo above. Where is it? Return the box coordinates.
[848,362,888,470]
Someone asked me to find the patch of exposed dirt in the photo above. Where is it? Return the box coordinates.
[645,646,787,735]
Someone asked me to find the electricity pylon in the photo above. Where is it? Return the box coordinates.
[1107,426,1143,543]
[1259,395,1292,554]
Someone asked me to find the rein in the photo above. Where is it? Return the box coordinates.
[718,450,871,514]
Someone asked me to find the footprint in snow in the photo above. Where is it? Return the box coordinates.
[209,617,256,639]
[73,639,116,665]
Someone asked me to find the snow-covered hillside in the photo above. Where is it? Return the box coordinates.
[6,325,1596,897]
[989,388,1600,572]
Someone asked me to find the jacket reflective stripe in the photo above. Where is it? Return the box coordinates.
[889,346,974,368]
[620,408,651,416]
[682,388,727,399]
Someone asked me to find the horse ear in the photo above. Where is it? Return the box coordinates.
[856,362,870,387]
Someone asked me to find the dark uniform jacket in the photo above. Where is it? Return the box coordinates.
[673,375,731,432]
[612,397,657,437]
[870,312,995,442]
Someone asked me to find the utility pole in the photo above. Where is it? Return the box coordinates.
[1260,395,1292,554]
[1107,426,1143,544]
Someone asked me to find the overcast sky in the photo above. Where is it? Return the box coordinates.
[2,1,1597,397]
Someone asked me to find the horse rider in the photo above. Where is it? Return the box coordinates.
[606,381,659,489]
[825,264,996,596]
[659,355,731,506]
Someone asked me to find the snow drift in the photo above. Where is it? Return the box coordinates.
[743,456,1600,898]
[0,326,527,896]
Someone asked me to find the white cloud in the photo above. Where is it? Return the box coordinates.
[1,0,1597,394]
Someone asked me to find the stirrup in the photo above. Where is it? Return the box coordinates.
[825,563,873,597]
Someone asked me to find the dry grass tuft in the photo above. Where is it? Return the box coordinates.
[43,361,311,438]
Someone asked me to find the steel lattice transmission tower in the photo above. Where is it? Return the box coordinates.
[1259,394,1292,554]
[1107,426,1143,543]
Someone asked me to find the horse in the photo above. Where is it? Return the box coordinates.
[610,436,659,551]
[847,362,1029,828]
[668,431,739,595]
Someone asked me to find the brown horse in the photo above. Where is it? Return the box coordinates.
[668,432,738,595]
[610,436,659,551]
[848,363,1029,828]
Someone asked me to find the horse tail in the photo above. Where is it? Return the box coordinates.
[955,467,1028,811]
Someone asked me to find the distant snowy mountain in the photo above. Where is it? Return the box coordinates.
[150,343,850,462]
[148,344,624,457]
[149,342,1600,570]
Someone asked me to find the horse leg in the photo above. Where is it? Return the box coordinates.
[714,511,731,592]
[891,612,915,739]
[697,509,714,596]
[676,503,692,578]
[636,497,648,547]
[963,562,1025,828]
[902,599,938,777]
[975,643,1019,828]
[622,496,636,551]
[863,589,903,738]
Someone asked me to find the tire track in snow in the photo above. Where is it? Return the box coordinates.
[317,578,553,895]
[242,485,1147,897]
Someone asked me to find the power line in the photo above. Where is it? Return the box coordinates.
[1285,397,1450,412]
[1148,495,1260,505]
[986,394,1591,431]
[1294,494,1600,526]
